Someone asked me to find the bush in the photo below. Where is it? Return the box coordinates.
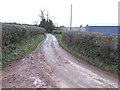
[52,30,63,34]
[62,31,118,68]
[2,23,45,48]
[2,23,46,64]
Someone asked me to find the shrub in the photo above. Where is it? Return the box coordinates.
[2,23,45,48]
[62,31,118,66]
[2,23,46,64]
[52,30,63,34]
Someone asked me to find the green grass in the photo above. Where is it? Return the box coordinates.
[55,34,119,74]
[2,35,45,65]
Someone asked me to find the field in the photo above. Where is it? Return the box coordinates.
[55,31,119,74]
[2,23,45,65]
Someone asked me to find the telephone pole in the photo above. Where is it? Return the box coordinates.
[47,11,49,22]
[70,4,72,30]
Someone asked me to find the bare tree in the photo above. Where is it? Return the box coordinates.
[33,20,39,26]
[39,10,45,21]
[38,10,55,33]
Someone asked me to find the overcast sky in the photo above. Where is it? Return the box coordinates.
[0,0,119,27]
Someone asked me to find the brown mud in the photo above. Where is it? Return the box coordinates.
[2,34,118,88]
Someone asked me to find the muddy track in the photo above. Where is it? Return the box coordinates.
[2,34,118,88]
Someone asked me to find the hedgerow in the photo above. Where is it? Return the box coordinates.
[62,31,119,73]
[2,23,45,47]
[2,23,45,65]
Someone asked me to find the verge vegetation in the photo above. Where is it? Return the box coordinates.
[2,23,45,65]
[55,31,119,74]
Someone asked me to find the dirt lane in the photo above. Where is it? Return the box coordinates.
[2,34,118,88]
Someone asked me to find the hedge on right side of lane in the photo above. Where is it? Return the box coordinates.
[56,31,119,74]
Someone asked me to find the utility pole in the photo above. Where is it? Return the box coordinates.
[70,4,72,30]
[47,11,49,22]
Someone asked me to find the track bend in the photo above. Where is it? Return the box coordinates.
[2,34,118,88]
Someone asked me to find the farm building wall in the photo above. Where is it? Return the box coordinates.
[85,25,119,34]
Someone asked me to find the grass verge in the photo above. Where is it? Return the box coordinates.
[2,35,45,65]
[55,34,118,74]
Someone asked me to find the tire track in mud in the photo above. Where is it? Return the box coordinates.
[2,34,118,88]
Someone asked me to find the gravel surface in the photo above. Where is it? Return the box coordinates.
[2,34,118,88]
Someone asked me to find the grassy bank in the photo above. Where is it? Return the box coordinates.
[55,33,119,74]
[2,35,45,65]
[2,23,46,65]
